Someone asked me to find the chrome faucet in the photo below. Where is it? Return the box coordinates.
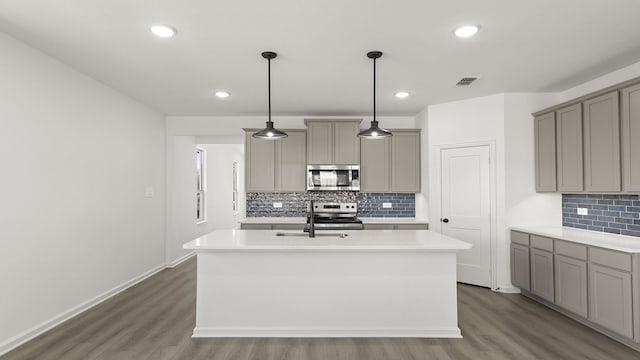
[308,200,315,238]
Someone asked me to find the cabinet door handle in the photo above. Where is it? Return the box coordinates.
[441,218,449,223]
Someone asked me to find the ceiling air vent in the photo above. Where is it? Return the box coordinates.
[456,77,479,86]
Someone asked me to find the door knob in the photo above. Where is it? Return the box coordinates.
[441,218,449,223]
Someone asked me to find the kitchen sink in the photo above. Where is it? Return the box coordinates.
[275,232,348,238]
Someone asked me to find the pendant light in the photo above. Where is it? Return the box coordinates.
[357,51,393,139]
[253,51,287,140]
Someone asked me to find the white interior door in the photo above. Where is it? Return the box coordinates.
[441,145,492,287]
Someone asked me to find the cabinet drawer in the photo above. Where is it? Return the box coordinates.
[273,224,305,230]
[590,248,632,272]
[531,235,554,252]
[240,224,273,230]
[555,240,587,261]
[396,224,429,230]
[511,231,530,246]
[363,224,395,230]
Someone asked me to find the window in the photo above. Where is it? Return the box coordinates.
[196,148,206,222]
[232,161,240,214]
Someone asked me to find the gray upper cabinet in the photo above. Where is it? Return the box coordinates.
[334,122,360,164]
[621,83,640,192]
[245,131,276,192]
[360,136,390,192]
[245,129,306,192]
[583,91,621,192]
[534,113,557,192]
[306,121,333,164]
[391,130,421,192]
[305,120,361,165]
[556,104,584,192]
[275,130,306,192]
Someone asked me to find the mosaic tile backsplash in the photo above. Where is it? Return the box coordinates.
[562,194,640,237]
[246,192,415,217]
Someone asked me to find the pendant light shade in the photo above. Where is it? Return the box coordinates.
[358,51,392,139]
[253,51,287,140]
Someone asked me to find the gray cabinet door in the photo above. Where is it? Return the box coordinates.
[360,137,390,192]
[621,83,640,192]
[530,248,554,302]
[511,244,530,291]
[275,131,306,192]
[534,113,557,192]
[334,122,360,164]
[245,132,275,192]
[391,130,421,192]
[307,122,333,164]
[556,104,584,192]
[583,92,621,192]
[588,264,633,338]
[555,254,588,317]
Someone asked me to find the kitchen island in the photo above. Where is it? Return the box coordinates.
[183,229,471,338]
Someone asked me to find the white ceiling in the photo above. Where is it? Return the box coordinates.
[2,0,640,116]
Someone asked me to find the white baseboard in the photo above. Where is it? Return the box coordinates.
[192,327,463,338]
[0,263,167,357]
[494,286,521,294]
[166,251,195,268]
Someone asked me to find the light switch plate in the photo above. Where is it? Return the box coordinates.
[577,207,588,215]
[273,202,283,208]
[383,202,393,208]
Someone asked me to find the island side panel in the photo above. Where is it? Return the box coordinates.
[193,251,461,337]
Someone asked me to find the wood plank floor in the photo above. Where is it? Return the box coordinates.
[2,257,638,360]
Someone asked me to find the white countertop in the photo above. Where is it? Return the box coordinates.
[511,226,640,253]
[184,229,470,252]
[239,217,429,225]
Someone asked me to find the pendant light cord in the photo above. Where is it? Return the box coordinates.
[373,57,376,123]
[268,57,272,123]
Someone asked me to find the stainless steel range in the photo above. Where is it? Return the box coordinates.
[304,202,363,231]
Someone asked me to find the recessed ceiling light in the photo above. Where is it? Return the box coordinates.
[395,91,409,99]
[454,25,479,38]
[215,91,230,98]
[150,25,176,38]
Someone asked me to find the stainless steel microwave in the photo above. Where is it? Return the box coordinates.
[307,165,360,191]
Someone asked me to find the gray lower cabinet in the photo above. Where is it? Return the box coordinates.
[245,131,275,192]
[589,263,633,338]
[530,248,554,302]
[583,91,621,192]
[511,244,530,291]
[534,112,557,192]
[556,104,584,192]
[511,229,639,346]
[390,130,421,192]
[621,83,640,192]
[275,130,306,192]
[555,254,588,317]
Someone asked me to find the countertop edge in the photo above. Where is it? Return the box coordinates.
[510,226,640,253]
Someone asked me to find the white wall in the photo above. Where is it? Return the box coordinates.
[197,144,245,233]
[427,95,507,289]
[165,136,198,265]
[427,93,564,291]
[0,32,165,353]
[557,60,640,102]
[414,108,429,220]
